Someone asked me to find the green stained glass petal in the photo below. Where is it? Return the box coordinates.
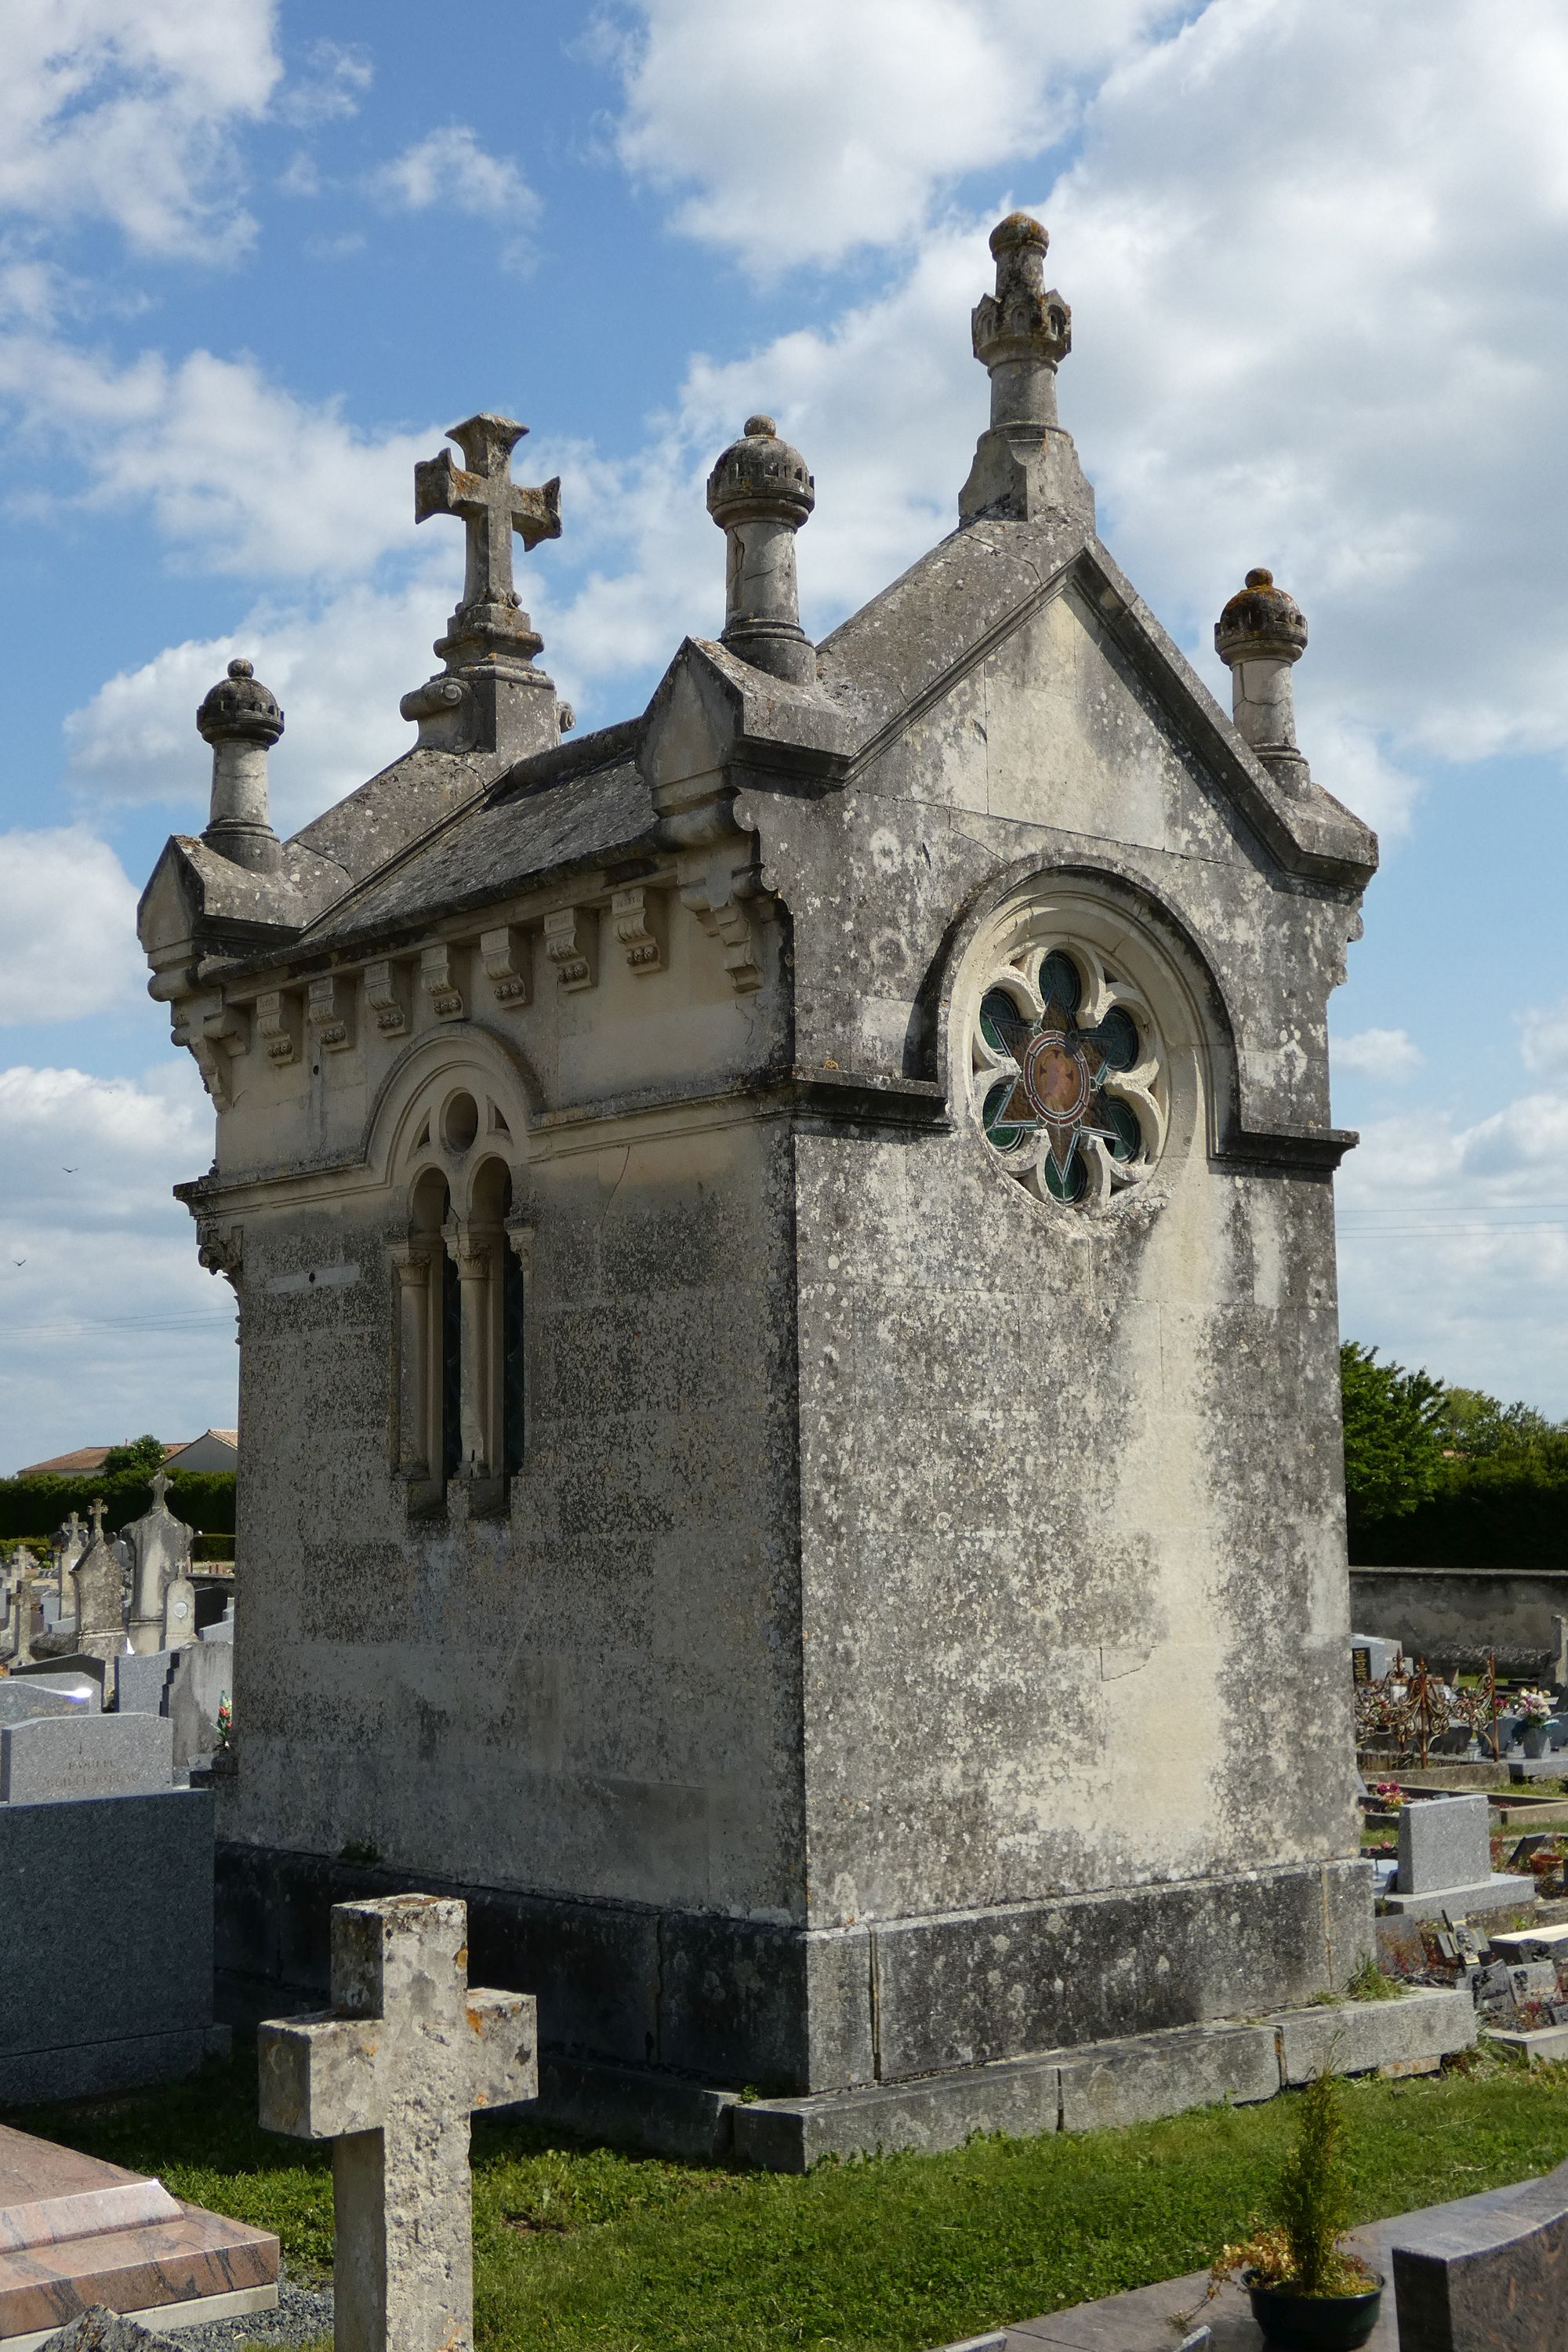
[980,986,1024,1054]
[982,1080,1026,1152]
[1044,1148,1087,1201]
[1105,1096,1142,1162]
[1091,1005,1138,1070]
[1037,952,1081,1016]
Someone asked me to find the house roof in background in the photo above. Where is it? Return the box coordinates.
[11,1432,237,1477]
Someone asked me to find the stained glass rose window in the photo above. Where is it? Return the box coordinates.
[970,941,1166,1206]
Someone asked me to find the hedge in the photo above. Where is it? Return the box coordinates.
[1350,1460,1568,1568]
[0,1471,236,1543]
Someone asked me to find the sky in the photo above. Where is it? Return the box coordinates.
[3,0,1568,1471]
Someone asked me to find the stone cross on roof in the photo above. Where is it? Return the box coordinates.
[259,1894,535,2352]
[414,413,561,620]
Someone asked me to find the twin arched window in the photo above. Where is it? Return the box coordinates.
[393,1083,526,1511]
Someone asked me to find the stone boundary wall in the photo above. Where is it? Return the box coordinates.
[1351,1567,1568,1675]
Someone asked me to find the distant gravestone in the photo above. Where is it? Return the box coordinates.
[114,1651,180,1717]
[0,1681,84,1727]
[1386,1793,1536,1918]
[70,1505,126,1664]
[53,1511,85,1616]
[168,1639,230,1767]
[161,1570,198,1652]
[0,1713,174,1804]
[259,1895,536,2352]
[124,1474,194,1657]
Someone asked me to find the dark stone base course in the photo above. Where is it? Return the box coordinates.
[217,1841,1375,2095]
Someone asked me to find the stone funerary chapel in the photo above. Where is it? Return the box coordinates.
[140,216,1404,2156]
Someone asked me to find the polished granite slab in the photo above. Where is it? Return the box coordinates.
[0,2125,278,2350]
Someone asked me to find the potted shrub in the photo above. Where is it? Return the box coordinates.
[1210,2067,1381,2348]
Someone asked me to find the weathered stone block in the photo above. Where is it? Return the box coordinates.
[1266,1986,1476,2083]
[1055,2023,1279,2131]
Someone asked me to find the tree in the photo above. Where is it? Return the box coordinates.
[102,1435,167,1476]
[1340,1342,1447,1524]
[1439,1385,1557,1464]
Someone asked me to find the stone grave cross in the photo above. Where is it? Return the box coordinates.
[259,1894,535,2352]
[414,412,561,617]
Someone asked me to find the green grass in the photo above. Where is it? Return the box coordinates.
[9,2049,1568,2352]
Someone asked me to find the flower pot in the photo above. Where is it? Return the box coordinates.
[1247,2277,1384,2350]
[1523,1726,1552,1758]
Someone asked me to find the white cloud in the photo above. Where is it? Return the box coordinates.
[368,127,538,234]
[63,566,456,830]
[0,827,143,1022]
[0,0,281,257]
[1331,1028,1424,1083]
[1337,1098,1568,1413]
[0,1060,234,1473]
[1517,1000,1568,1083]
[604,0,1178,272]
[276,38,372,128]
[0,334,433,578]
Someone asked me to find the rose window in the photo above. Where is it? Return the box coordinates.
[971,945,1165,1206]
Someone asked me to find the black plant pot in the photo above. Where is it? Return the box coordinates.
[1246,2276,1384,2350]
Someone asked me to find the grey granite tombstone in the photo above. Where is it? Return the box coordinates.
[161,1570,198,1652]
[0,1713,174,1803]
[0,1681,85,1727]
[168,1638,230,1766]
[1392,2153,1568,2347]
[1388,1793,1535,1918]
[114,1650,180,1716]
[124,1474,194,1656]
[71,1506,127,1664]
[0,1787,216,2100]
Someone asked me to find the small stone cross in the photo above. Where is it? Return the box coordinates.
[149,1469,171,1508]
[258,1895,536,2352]
[414,413,561,615]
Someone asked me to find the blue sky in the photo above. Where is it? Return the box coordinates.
[3,0,1568,1468]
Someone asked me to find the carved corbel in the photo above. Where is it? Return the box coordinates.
[479,924,531,1007]
[421,943,466,1020]
[363,959,408,1036]
[543,907,597,992]
[658,792,768,994]
[197,1219,243,1296]
[256,989,300,1064]
[612,884,665,975]
[171,990,250,1106]
[307,974,353,1053]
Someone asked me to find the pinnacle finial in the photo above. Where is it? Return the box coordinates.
[706,416,816,686]
[1214,567,1311,786]
[197,655,284,873]
[958,214,1091,529]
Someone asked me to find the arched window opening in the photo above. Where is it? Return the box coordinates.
[502,1172,525,1476]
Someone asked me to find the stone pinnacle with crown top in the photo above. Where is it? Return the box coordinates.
[959,212,1093,531]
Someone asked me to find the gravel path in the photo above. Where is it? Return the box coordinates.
[159,2275,332,2352]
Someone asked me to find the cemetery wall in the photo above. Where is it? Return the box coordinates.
[1350,1566,1568,1668]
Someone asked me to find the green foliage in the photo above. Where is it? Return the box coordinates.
[102,1435,169,1476]
[0,1470,235,1540]
[1341,1342,1448,1525]
[1343,1349,1568,1565]
[1272,2070,1356,2295]
[1345,1958,1403,2002]
[9,2047,1568,2352]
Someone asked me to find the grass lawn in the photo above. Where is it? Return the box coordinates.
[9,2048,1568,2352]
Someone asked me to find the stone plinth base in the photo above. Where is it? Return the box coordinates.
[1381,1873,1535,1920]
[1485,2024,1568,2063]
[218,1839,1377,2103]
[535,1986,1473,2169]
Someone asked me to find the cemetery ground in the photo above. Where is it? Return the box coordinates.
[8,2043,1568,2352]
